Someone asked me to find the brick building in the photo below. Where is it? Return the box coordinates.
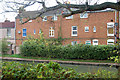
[0,20,15,54]
[15,8,120,46]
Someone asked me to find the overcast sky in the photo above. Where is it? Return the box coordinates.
[0,0,117,22]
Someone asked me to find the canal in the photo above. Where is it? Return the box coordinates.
[2,60,118,73]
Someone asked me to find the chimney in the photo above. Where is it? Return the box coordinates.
[4,18,10,22]
[19,6,26,13]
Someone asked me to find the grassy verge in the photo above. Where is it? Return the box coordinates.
[1,54,115,63]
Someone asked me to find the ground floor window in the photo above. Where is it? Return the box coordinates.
[85,40,91,45]
[93,39,98,45]
[107,39,114,45]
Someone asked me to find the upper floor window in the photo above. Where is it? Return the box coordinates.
[42,16,47,21]
[34,29,36,34]
[7,28,11,37]
[85,40,91,45]
[93,26,96,32]
[52,15,57,21]
[107,22,114,36]
[23,28,26,37]
[49,27,54,37]
[93,39,98,45]
[80,13,88,18]
[85,26,89,32]
[72,26,77,36]
[107,39,114,45]
[66,15,73,19]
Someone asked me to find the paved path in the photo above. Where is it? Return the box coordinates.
[0,57,120,68]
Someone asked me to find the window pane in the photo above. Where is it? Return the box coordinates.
[94,41,98,43]
[108,28,113,34]
[73,31,77,34]
[7,29,11,36]
[23,33,26,36]
[23,29,26,33]
[73,27,77,30]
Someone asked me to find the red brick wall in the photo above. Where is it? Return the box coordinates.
[15,11,116,46]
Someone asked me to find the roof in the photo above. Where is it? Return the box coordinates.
[16,7,115,19]
[0,21,15,28]
[16,8,65,19]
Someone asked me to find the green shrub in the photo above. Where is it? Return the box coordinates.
[1,61,118,79]
[0,39,10,54]
[20,34,117,60]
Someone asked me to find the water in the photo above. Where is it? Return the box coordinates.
[60,63,117,73]
[2,60,118,73]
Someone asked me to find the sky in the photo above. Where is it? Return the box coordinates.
[0,0,117,22]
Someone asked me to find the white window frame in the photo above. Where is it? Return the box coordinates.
[93,26,96,32]
[107,22,114,36]
[42,16,47,21]
[66,15,73,19]
[107,39,114,45]
[52,15,57,21]
[71,26,77,36]
[71,41,77,45]
[22,28,27,37]
[93,39,98,45]
[80,13,88,18]
[85,26,89,32]
[49,27,54,37]
[85,40,91,45]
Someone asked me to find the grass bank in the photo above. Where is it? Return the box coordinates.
[0,54,115,63]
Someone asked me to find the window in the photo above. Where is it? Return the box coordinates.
[52,15,57,21]
[85,27,89,32]
[71,41,77,45]
[34,29,36,34]
[93,39,98,45]
[107,39,114,45]
[85,40,91,45]
[7,28,11,37]
[93,26,96,32]
[49,27,54,37]
[39,29,42,34]
[72,26,77,36]
[66,15,73,19]
[107,22,114,36]
[42,16,47,21]
[80,13,88,18]
[23,28,26,37]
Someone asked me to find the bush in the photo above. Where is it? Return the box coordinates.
[1,61,118,79]
[0,39,10,54]
[20,34,117,60]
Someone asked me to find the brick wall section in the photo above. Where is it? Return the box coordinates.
[15,11,117,46]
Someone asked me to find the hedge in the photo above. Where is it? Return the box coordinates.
[20,38,117,60]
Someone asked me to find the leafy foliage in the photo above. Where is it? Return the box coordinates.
[20,35,117,60]
[0,39,10,54]
[1,61,118,79]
